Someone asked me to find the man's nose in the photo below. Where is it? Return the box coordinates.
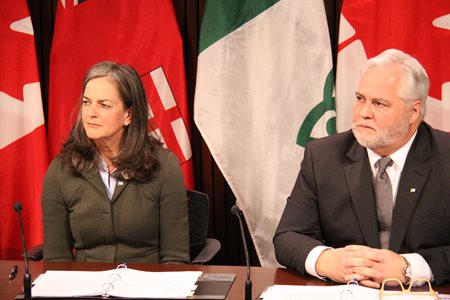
[358,101,373,118]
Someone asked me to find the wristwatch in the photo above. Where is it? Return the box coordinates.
[402,257,411,285]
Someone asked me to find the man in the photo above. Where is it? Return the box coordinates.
[273,49,450,287]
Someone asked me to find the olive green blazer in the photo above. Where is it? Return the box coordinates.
[42,148,189,264]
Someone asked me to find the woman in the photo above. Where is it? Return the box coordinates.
[42,61,189,263]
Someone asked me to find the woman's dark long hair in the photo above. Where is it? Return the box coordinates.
[60,61,162,182]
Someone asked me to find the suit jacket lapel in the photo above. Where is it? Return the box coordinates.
[80,164,130,204]
[82,167,110,200]
[390,124,432,252]
[111,178,129,203]
[345,140,381,248]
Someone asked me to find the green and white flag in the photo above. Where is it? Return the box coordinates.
[194,0,335,266]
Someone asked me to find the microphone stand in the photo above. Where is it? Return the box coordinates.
[231,205,252,300]
[14,202,32,300]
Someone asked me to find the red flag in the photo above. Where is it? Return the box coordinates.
[48,0,194,188]
[0,0,48,259]
[336,0,450,132]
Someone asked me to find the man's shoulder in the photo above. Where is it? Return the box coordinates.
[418,122,450,150]
[425,123,450,140]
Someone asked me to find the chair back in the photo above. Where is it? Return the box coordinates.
[187,189,209,261]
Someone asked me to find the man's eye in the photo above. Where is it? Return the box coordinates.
[374,101,389,110]
[101,103,111,108]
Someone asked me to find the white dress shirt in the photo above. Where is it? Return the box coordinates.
[98,156,117,201]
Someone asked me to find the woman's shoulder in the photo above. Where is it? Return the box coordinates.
[43,155,72,185]
[46,155,78,180]
[46,155,64,173]
[153,146,180,164]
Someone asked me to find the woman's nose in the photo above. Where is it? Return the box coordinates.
[87,104,98,117]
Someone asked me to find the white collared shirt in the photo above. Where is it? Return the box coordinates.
[98,156,117,201]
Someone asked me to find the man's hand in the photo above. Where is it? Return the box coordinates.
[343,245,405,287]
[315,248,357,284]
[316,245,406,288]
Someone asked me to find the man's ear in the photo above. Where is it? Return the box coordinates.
[409,100,422,124]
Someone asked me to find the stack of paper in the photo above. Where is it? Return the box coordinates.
[261,284,379,300]
[32,268,202,299]
[261,284,442,300]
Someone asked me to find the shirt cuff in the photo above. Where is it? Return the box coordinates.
[305,245,332,280]
[401,253,434,286]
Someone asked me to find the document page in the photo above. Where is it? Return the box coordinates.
[261,285,443,300]
[108,268,202,298]
[31,268,202,299]
[32,269,113,297]
[261,284,379,300]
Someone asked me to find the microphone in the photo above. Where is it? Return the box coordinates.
[14,202,32,300]
[231,205,252,300]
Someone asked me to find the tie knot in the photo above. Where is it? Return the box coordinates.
[376,157,393,173]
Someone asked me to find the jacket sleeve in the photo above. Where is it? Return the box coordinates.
[273,143,325,275]
[42,158,74,261]
[158,151,190,264]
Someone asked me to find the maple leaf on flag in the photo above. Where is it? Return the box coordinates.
[0,0,48,259]
[337,0,450,132]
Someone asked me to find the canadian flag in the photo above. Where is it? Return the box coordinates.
[0,0,48,259]
[336,0,450,132]
[48,0,193,187]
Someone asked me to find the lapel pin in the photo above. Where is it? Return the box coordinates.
[118,181,124,186]
[410,188,416,193]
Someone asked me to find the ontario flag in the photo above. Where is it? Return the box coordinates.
[48,0,193,188]
[194,0,335,266]
[336,0,450,132]
[0,0,48,259]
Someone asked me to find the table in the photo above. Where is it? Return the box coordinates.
[1,260,449,299]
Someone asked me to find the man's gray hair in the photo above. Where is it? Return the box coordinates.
[364,49,429,120]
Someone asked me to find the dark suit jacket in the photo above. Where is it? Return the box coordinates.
[42,147,190,264]
[273,122,450,284]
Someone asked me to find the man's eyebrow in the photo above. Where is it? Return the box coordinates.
[355,91,365,98]
[355,92,389,103]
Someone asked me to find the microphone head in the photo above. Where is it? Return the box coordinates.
[14,202,22,213]
[231,205,241,216]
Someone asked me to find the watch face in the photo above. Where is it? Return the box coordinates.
[402,259,411,284]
